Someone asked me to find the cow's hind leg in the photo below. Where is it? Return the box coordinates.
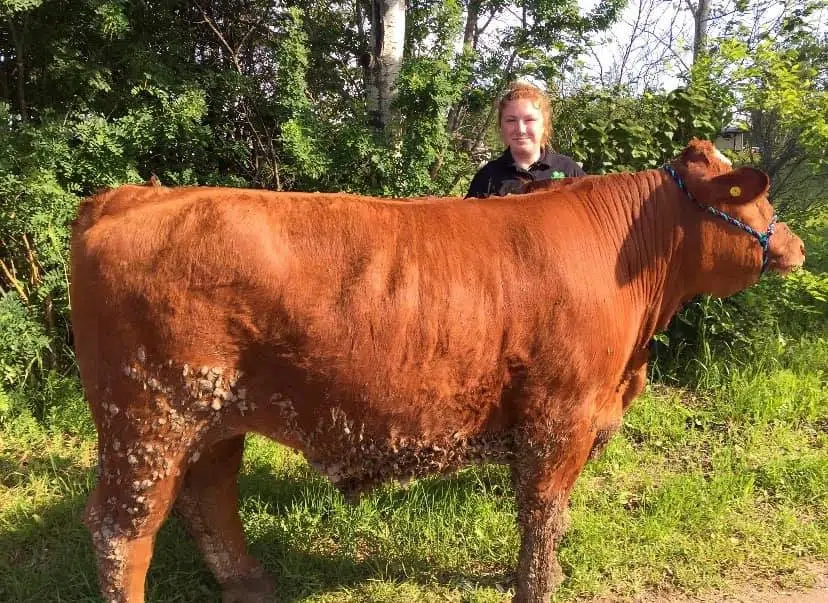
[174,435,275,603]
[511,428,595,603]
[84,441,185,603]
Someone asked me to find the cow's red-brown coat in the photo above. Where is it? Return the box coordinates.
[71,140,804,602]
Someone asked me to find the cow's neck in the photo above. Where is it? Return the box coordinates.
[571,169,695,351]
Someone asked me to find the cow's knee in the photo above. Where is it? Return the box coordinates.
[84,482,169,603]
[85,432,187,602]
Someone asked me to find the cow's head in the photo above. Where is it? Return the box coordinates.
[671,139,805,297]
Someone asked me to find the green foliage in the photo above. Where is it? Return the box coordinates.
[0,0,43,15]
[707,1,828,215]
[555,85,728,174]
[722,34,827,169]
[0,293,50,390]
[652,278,828,391]
[40,371,94,437]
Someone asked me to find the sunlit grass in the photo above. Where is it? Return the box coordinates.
[1,337,825,602]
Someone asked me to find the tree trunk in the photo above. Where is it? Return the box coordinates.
[462,0,480,49]
[8,18,28,122]
[365,0,405,130]
[688,0,710,64]
[446,0,481,135]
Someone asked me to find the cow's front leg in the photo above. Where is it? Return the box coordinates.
[174,435,275,603]
[511,428,594,602]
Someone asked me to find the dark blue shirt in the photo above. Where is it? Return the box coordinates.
[465,147,585,198]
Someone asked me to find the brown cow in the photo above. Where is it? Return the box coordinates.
[70,139,804,603]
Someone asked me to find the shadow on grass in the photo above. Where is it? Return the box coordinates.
[0,447,515,602]
[236,462,515,601]
[0,442,101,603]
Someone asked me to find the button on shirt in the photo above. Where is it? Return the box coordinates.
[465,147,585,198]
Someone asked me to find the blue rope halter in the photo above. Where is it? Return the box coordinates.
[662,164,777,274]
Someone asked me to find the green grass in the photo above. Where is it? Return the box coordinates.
[1,337,826,602]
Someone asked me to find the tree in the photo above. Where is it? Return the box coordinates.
[364,0,406,129]
[686,0,712,63]
[708,0,828,215]
[578,0,688,91]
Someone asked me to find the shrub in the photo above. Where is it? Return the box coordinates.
[0,292,52,391]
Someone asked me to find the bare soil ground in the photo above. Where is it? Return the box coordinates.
[589,563,828,602]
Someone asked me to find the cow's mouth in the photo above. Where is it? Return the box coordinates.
[768,258,804,276]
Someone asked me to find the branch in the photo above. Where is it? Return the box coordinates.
[639,26,691,73]
[470,45,520,155]
[615,0,650,87]
[193,2,284,189]
[194,2,244,74]
[767,134,801,181]
[0,257,28,303]
[478,6,497,37]
[22,233,40,288]
[463,0,481,49]
[502,5,523,24]
[771,156,804,194]
[235,12,268,54]
[586,44,607,87]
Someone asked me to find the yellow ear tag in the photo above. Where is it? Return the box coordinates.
[729,186,742,198]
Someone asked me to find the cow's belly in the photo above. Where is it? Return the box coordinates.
[257,392,515,498]
[309,428,516,497]
[113,348,526,499]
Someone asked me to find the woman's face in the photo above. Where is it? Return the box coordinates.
[499,98,545,154]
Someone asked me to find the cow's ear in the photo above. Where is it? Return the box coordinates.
[708,167,769,204]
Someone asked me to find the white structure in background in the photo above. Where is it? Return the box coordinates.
[715,125,748,152]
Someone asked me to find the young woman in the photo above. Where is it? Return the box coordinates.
[466,81,584,198]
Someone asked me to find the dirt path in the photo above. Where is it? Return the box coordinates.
[589,563,828,602]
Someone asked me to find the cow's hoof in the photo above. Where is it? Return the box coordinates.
[221,569,276,603]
